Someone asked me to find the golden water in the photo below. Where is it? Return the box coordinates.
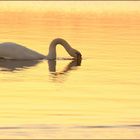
[0,1,140,139]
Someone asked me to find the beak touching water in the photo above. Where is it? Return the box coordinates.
[75,52,82,59]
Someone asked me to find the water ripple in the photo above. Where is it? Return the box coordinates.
[76,124,140,129]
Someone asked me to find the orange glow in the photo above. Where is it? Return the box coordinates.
[0,1,140,139]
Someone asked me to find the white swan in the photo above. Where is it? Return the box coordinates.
[0,38,82,60]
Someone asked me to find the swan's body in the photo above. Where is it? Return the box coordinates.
[0,38,81,60]
[0,42,45,60]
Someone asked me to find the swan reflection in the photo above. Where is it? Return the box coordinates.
[0,59,41,72]
[0,59,82,74]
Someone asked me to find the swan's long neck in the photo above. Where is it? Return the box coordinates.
[46,38,73,59]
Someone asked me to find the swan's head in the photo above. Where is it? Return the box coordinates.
[69,49,82,59]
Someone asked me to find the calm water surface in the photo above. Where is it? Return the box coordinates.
[0,1,140,139]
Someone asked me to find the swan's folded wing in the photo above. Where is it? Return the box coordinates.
[0,42,45,60]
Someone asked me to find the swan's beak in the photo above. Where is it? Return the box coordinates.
[75,52,82,59]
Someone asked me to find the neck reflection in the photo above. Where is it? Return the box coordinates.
[48,59,82,81]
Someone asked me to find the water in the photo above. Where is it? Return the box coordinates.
[0,1,140,139]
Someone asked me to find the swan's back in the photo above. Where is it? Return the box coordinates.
[0,42,45,60]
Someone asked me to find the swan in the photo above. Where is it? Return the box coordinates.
[0,38,82,60]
